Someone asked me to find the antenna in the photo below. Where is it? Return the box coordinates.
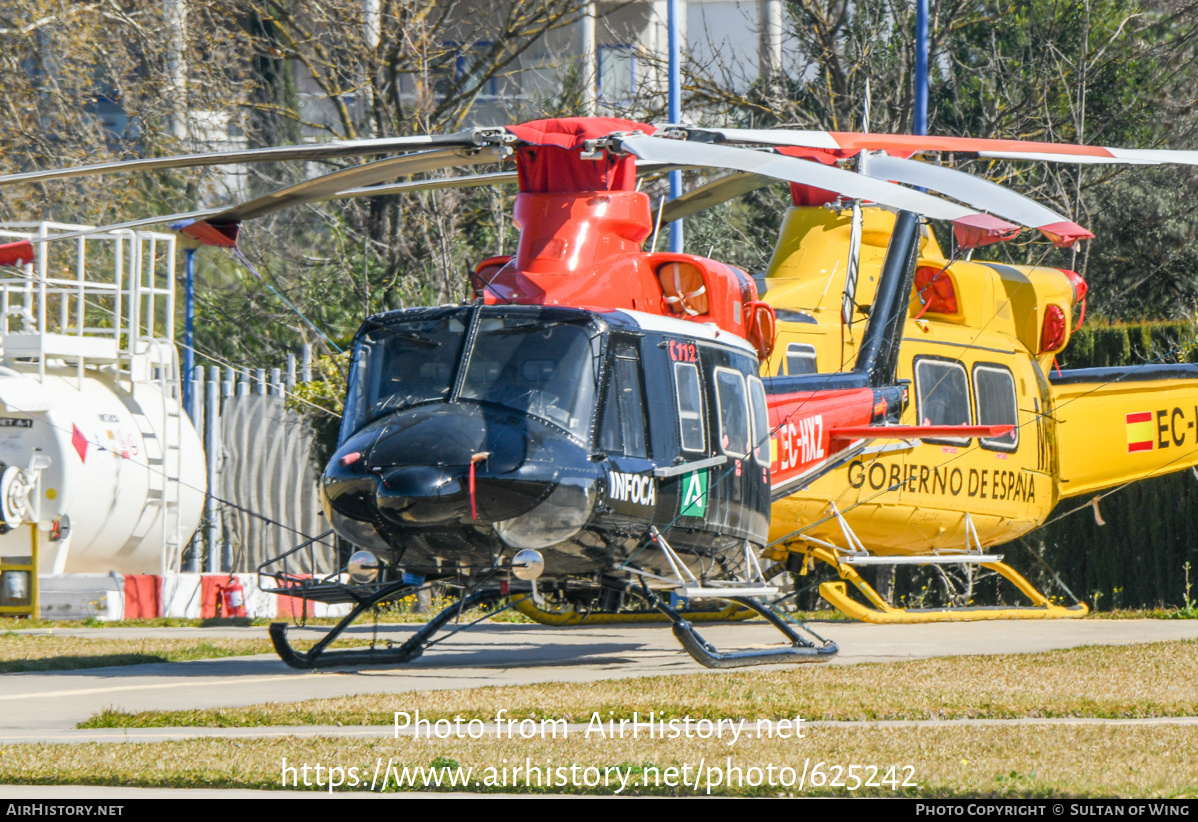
[650,196,666,253]
[863,79,872,133]
[843,81,873,338]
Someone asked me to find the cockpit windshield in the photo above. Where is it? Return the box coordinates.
[341,307,602,443]
[342,308,470,435]
[459,315,600,442]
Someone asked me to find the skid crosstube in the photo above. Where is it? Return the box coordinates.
[270,586,502,669]
[260,577,421,605]
[635,585,837,668]
[510,594,756,625]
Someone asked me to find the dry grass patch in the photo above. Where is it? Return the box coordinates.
[7,724,1198,796]
[0,635,373,673]
[0,600,539,634]
[0,607,1188,634]
[81,640,1198,728]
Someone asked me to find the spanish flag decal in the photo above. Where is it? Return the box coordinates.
[1126,412,1154,453]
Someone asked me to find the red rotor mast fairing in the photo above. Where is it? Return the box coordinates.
[474,118,776,358]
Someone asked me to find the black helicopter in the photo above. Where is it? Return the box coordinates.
[0,117,1015,668]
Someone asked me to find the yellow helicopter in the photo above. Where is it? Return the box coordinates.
[661,128,1198,623]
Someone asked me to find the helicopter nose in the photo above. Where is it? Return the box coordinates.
[327,403,570,528]
[367,404,523,473]
[375,465,464,524]
[324,402,599,539]
[373,457,563,526]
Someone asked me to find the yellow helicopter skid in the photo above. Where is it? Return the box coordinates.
[511,594,756,626]
[808,548,1089,624]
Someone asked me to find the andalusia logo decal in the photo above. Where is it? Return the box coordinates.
[680,470,708,517]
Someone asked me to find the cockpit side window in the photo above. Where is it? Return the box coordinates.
[600,341,649,458]
[779,343,817,376]
[341,311,470,437]
[715,367,751,458]
[673,361,706,453]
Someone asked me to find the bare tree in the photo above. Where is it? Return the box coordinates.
[214,0,594,352]
[0,0,598,367]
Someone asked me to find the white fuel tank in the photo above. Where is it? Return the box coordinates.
[0,362,205,573]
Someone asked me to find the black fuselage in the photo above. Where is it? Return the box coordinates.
[321,304,771,583]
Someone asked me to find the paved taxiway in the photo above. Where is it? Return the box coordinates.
[3,619,1197,741]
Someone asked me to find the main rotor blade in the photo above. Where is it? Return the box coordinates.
[21,208,226,246]
[618,135,1006,228]
[687,127,1198,166]
[215,146,508,223]
[0,132,492,188]
[661,171,772,223]
[5,176,518,248]
[18,159,679,250]
[331,159,685,199]
[865,154,1092,246]
[332,170,518,199]
[659,162,1047,228]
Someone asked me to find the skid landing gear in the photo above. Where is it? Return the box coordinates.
[269,581,835,670]
[634,583,837,668]
[270,586,502,669]
[807,546,1089,623]
[267,524,839,670]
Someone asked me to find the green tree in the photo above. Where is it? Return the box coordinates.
[683,0,1198,318]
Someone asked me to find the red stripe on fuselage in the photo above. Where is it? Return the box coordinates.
[767,387,875,482]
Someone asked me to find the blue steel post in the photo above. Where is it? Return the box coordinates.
[182,247,195,418]
[914,0,928,136]
[668,0,683,253]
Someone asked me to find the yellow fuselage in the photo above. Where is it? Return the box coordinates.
[762,206,1198,556]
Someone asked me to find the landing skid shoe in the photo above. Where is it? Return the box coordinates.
[636,584,837,668]
[816,554,1089,622]
[619,528,836,667]
[270,586,502,669]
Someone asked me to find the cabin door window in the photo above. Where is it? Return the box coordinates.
[913,357,973,445]
[673,361,706,454]
[748,377,770,465]
[973,364,1019,452]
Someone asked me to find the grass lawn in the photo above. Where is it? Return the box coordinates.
[81,640,1198,727]
[3,634,1195,796]
[6,724,1196,796]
